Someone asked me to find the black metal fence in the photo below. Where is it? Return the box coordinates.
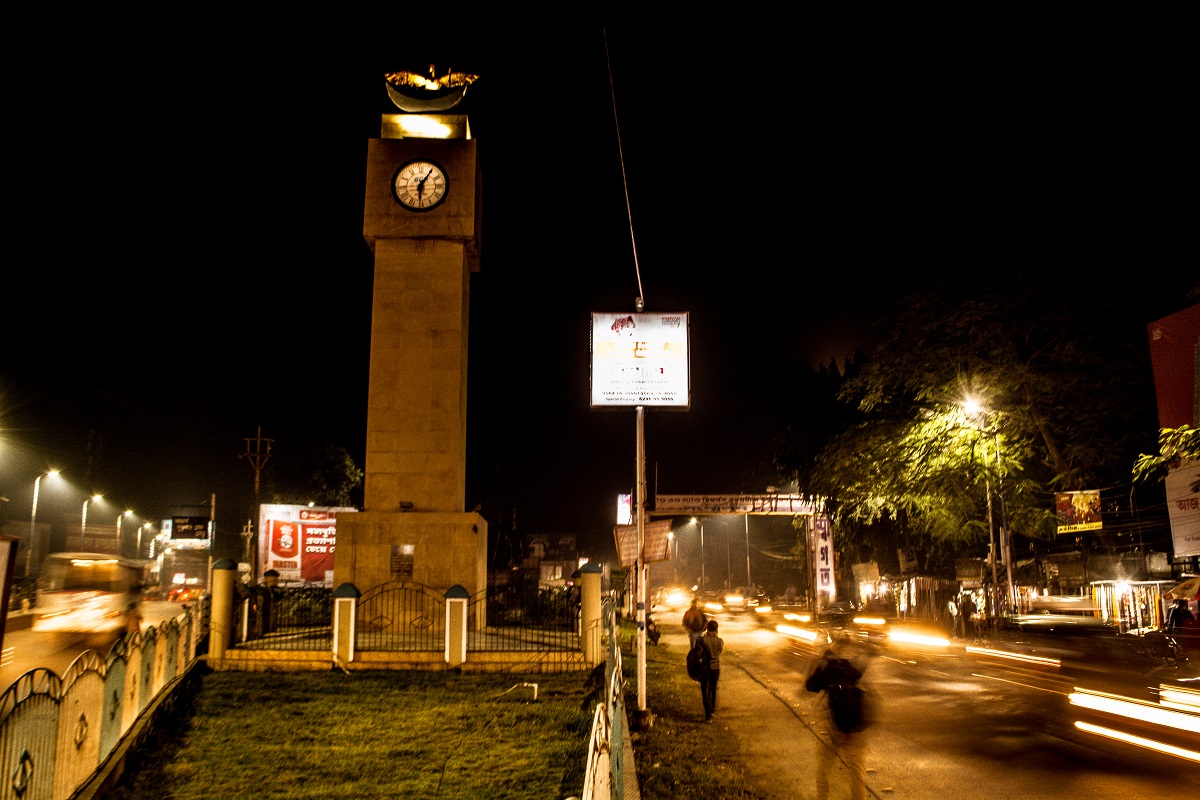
[466,583,579,651]
[235,585,333,650]
[232,581,582,656]
[355,581,445,651]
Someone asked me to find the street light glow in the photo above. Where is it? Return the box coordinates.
[28,469,62,575]
[80,494,103,547]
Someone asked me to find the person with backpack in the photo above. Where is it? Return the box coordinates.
[698,619,724,722]
[682,597,708,647]
[804,637,871,734]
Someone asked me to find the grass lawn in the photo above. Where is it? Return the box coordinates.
[104,619,763,799]
[105,668,597,800]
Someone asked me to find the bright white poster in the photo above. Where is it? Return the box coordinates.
[590,312,690,408]
[1166,463,1200,558]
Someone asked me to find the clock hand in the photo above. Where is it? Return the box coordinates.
[415,168,433,201]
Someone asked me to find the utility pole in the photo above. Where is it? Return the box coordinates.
[241,426,273,495]
[240,426,273,580]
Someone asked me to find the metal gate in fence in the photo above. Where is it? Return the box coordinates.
[467,583,579,652]
[355,581,445,651]
[235,586,333,651]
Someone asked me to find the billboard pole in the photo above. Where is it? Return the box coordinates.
[636,404,648,719]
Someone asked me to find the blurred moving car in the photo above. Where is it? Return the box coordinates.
[985,614,1185,675]
[32,553,144,634]
[651,586,691,612]
[695,591,726,616]
[166,586,205,603]
[724,586,769,614]
[817,599,860,627]
[722,589,747,613]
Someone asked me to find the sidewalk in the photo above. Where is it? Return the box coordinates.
[655,627,869,800]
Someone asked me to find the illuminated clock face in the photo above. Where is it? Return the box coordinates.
[392,159,448,211]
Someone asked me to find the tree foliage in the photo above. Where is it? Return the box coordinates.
[781,250,1170,575]
[1133,426,1200,493]
[264,443,363,508]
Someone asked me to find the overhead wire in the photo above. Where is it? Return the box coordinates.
[602,24,644,312]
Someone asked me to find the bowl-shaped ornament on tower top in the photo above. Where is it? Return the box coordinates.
[385,65,478,112]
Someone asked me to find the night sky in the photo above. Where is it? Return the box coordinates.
[2,12,1194,567]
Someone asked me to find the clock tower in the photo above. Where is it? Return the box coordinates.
[333,72,486,596]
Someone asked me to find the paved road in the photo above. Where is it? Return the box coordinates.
[662,613,1198,798]
[1,601,186,689]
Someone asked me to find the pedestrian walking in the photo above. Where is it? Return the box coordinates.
[958,593,977,641]
[699,619,723,722]
[682,597,708,647]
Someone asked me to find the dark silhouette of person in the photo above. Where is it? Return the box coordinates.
[699,619,723,722]
[683,597,708,647]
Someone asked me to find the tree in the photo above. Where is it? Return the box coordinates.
[264,444,363,508]
[1133,426,1200,492]
[786,250,1172,575]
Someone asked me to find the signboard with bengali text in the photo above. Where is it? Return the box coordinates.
[257,504,358,586]
[651,494,821,516]
[812,515,837,603]
[612,520,673,567]
[1166,464,1200,558]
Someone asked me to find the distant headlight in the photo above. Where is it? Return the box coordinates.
[755,604,773,614]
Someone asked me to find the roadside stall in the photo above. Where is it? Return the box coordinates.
[1090,579,1177,633]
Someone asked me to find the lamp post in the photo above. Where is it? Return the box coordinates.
[690,517,706,592]
[80,494,102,548]
[28,469,61,575]
[964,397,1014,617]
[744,513,752,589]
[116,509,133,556]
[138,523,153,559]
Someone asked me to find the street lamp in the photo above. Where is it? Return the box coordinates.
[744,513,752,590]
[116,509,133,555]
[690,517,706,592]
[138,523,154,559]
[80,494,102,548]
[963,397,1015,616]
[28,469,61,575]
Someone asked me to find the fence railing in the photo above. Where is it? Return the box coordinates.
[355,581,445,651]
[233,582,582,658]
[235,586,333,651]
[579,597,629,800]
[466,584,579,652]
[0,601,205,800]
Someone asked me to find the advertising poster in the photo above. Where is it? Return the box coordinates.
[257,504,357,586]
[1054,490,1102,534]
[590,311,690,408]
[1166,464,1200,558]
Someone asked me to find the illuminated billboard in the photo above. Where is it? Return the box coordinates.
[163,516,211,550]
[590,312,690,408]
[1055,491,1102,533]
[257,504,357,586]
